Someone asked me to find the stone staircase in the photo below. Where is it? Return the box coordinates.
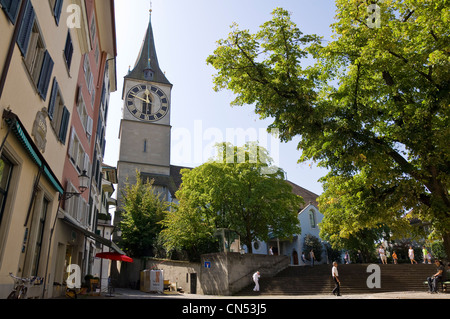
[235,263,437,296]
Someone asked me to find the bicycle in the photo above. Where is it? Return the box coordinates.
[65,286,79,299]
[7,273,40,299]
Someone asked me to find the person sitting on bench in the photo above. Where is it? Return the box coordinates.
[427,260,444,293]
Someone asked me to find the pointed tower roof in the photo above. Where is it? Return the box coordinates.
[125,10,171,86]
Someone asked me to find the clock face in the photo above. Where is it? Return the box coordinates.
[126,84,169,122]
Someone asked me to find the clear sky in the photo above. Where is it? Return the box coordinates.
[104,0,337,196]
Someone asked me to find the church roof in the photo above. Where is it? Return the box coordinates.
[125,13,171,86]
[286,180,320,209]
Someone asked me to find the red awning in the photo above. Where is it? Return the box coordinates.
[95,252,133,263]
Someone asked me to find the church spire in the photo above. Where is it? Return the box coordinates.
[125,5,171,85]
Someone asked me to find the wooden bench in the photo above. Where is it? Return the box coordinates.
[423,271,450,293]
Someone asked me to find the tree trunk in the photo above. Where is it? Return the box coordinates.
[443,232,450,262]
[246,238,253,254]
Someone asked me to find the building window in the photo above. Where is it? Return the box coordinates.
[63,31,74,70]
[48,0,63,25]
[309,209,316,229]
[0,0,22,24]
[48,78,70,144]
[31,197,49,276]
[68,130,90,175]
[65,182,89,226]
[0,155,13,227]
[89,14,96,43]
[83,54,95,106]
[17,0,54,100]
[76,90,93,141]
[94,43,99,65]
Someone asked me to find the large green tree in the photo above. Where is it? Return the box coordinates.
[207,2,450,256]
[160,143,303,254]
[119,171,169,257]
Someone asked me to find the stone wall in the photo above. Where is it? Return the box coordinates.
[114,252,289,296]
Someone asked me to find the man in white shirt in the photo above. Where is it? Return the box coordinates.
[252,271,260,292]
[332,262,341,296]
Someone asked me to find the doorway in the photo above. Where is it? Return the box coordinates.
[292,250,299,265]
[190,273,197,294]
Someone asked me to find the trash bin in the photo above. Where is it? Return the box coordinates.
[140,270,150,292]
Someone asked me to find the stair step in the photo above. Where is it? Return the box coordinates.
[235,264,438,296]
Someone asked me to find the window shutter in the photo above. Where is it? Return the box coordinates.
[17,0,34,56]
[68,129,75,158]
[86,116,93,136]
[101,85,106,105]
[64,31,74,69]
[53,0,63,25]
[37,50,54,100]
[75,85,80,104]
[47,77,58,120]
[1,0,22,24]
[83,153,90,176]
[58,107,70,144]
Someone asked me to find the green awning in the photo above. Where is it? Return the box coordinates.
[61,216,125,254]
[3,110,64,194]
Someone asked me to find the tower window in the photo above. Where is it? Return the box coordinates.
[144,69,153,80]
[143,139,148,153]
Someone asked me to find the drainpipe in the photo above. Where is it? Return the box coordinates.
[0,1,27,99]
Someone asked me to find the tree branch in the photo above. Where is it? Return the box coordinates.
[402,10,415,22]
[387,49,435,84]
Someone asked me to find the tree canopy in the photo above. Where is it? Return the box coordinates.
[160,142,303,254]
[207,2,450,256]
[119,171,169,257]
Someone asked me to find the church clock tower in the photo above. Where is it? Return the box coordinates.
[116,10,174,210]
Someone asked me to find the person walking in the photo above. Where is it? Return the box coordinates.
[252,271,260,292]
[409,246,418,264]
[332,262,341,296]
[427,260,444,293]
[392,251,398,264]
[378,245,387,264]
[301,252,306,264]
[422,246,429,264]
[344,251,350,264]
[427,251,432,264]
[309,250,316,267]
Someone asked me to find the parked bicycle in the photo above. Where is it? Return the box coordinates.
[65,286,79,299]
[7,273,40,299]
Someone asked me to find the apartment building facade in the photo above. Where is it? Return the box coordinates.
[57,0,117,297]
[0,0,117,299]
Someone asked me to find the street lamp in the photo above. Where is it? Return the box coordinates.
[59,170,89,200]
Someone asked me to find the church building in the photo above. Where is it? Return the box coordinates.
[115,10,185,229]
[114,9,327,265]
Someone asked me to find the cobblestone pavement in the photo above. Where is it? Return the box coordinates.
[77,288,450,299]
